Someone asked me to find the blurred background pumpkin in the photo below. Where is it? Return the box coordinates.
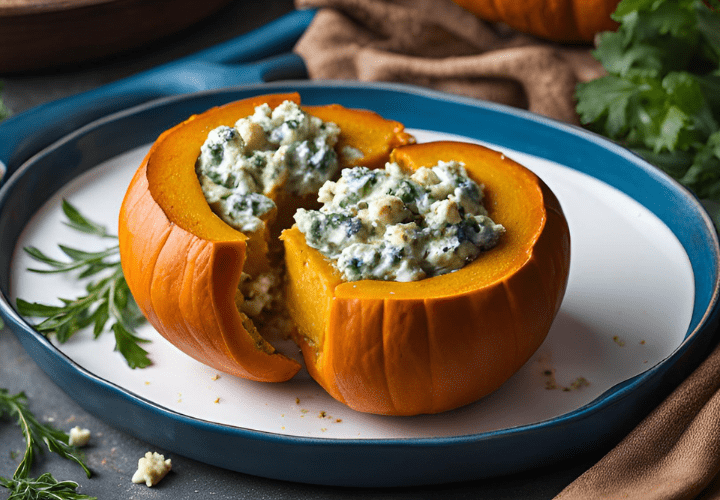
[451,0,621,42]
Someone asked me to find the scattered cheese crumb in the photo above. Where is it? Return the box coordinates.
[68,426,91,447]
[132,452,172,487]
[211,374,220,381]
[214,397,220,404]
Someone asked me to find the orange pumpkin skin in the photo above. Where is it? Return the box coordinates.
[118,93,414,382]
[281,141,571,415]
[452,0,620,42]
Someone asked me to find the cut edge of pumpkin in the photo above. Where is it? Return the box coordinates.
[139,93,305,381]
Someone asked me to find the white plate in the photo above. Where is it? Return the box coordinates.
[11,127,694,440]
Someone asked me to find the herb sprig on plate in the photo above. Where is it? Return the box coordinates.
[576,0,720,222]
[0,389,95,499]
[16,200,151,369]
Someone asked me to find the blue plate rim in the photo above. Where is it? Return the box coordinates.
[1,80,718,485]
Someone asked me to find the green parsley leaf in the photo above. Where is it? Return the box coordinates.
[16,200,151,369]
[576,0,720,220]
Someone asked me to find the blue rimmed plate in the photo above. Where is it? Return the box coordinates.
[1,82,718,487]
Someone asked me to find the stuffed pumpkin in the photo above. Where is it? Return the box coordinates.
[118,93,571,415]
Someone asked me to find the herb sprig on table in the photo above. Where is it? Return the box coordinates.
[576,0,720,220]
[0,81,10,122]
[16,200,151,369]
[0,389,95,499]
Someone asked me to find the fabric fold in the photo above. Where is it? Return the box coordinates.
[556,341,720,500]
[293,0,606,123]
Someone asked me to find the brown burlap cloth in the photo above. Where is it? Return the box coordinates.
[292,1,720,498]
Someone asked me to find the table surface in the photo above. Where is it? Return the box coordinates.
[0,1,608,498]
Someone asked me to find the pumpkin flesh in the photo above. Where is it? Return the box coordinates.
[281,141,571,414]
[118,93,414,382]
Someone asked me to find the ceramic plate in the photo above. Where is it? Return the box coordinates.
[1,82,718,487]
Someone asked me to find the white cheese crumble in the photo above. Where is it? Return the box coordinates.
[68,426,91,447]
[295,160,505,282]
[131,451,172,487]
[196,100,341,233]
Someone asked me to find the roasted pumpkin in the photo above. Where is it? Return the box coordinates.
[451,0,620,43]
[281,141,571,415]
[118,93,414,382]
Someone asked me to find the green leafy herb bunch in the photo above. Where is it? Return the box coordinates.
[576,0,720,206]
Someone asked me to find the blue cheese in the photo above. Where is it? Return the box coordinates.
[68,426,91,447]
[131,451,172,487]
[196,100,341,233]
[295,160,505,282]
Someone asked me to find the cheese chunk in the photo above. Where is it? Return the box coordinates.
[132,451,172,487]
[68,426,91,447]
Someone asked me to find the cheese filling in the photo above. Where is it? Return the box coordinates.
[295,161,505,282]
[195,100,341,233]
[195,101,503,328]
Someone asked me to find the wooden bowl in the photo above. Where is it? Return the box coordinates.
[0,0,234,73]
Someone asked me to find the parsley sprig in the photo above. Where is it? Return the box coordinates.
[16,200,151,369]
[0,389,95,499]
[576,0,720,218]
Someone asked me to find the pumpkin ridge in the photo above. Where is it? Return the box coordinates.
[181,238,221,362]
[149,226,211,360]
[500,278,522,370]
[166,230,203,358]
[380,299,397,415]
[422,298,436,413]
[126,181,173,327]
